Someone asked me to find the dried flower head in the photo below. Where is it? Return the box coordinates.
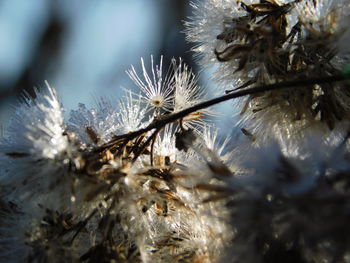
[172,58,210,130]
[127,56,210,131]
[0,58,234,262]
[0,82,73,193]
[186,0,350,138]
[1,2,350,261]
[127,55,174,114]
[214,138,350,263]
[68,101,120,145]
[116,90,149,134]
[1,82,68,160]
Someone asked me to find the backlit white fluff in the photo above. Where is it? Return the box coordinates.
[1,82,68,159]
[127,55,174,113]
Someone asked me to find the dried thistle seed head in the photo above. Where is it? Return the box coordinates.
[130,165,232,263]
[126,55,175,114]
[186,0,350,138]
[185,0,295,87]
[116,90,149,134]
[214,1,293,78]
[0,60,237,263]
[126,56,210,132]
[68,102,120,145]
[219,139,350,263]
[172,58,204,111]
[190,0,297,85]
[240,0,350,136]
[0,82,68,160]
[0,82,84,197]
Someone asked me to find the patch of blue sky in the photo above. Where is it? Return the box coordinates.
[0,0,49,87]
[51,0,162,112]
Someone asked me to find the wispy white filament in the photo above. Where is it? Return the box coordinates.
[127,55,174,112]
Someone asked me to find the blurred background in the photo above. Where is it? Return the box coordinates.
[0,0,200,122]
[0,0,238,140]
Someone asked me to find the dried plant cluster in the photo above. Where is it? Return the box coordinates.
[1,1,350,263]
[186,0,350,139]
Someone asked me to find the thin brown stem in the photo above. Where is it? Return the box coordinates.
[98,74,345,151]
[132,128,161,162]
